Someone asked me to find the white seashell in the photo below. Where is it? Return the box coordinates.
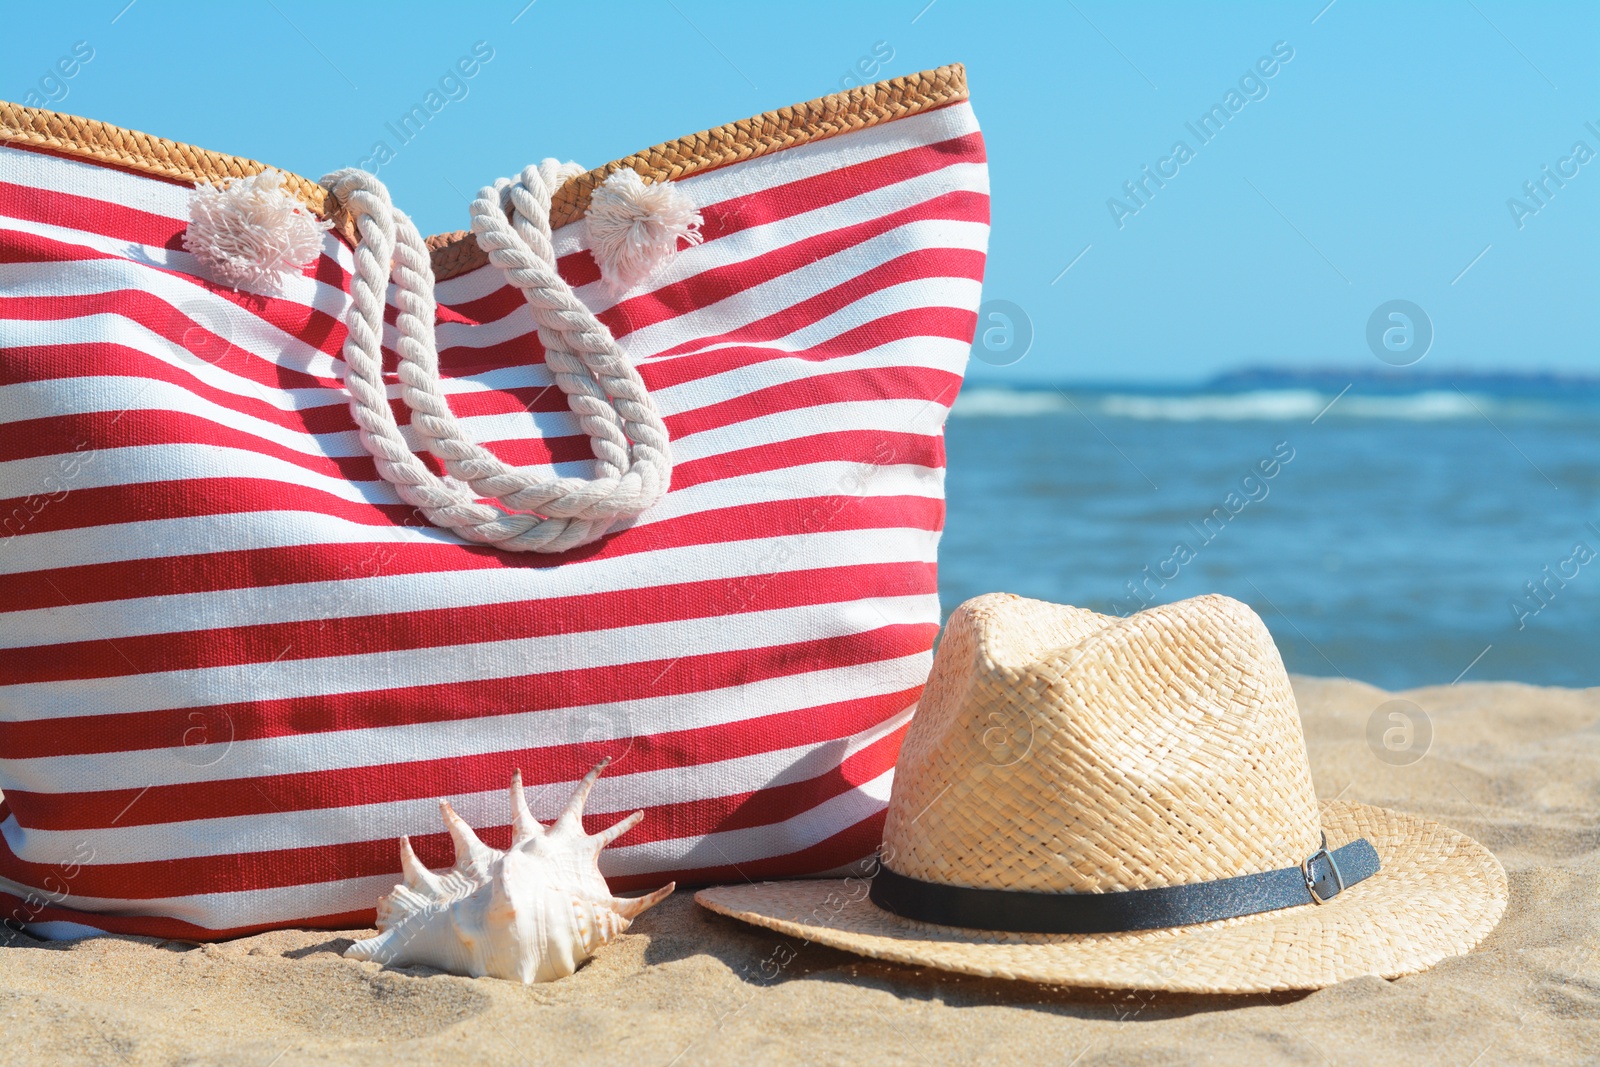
[345,760,673,983]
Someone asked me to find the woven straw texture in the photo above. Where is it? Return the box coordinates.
[696,593,1508,992]
[0,64,968,282]
[0,99,330,210]
[889,593,1324,893]
[424,63,968,279]
[696,801,1507,993]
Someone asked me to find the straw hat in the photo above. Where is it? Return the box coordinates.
[696,593,1507,993]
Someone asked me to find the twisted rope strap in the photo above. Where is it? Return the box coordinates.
[320,160,672,553]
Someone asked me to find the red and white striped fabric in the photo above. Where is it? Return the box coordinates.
[0,84,987,938]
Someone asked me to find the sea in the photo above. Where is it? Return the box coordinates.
[939,370,1600,690]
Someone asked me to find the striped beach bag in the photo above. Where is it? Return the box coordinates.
[0,65,988,938]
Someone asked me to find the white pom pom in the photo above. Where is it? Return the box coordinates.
[183,168,333,290]
[585,169,704,292]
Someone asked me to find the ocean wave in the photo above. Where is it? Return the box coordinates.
[952,387,1517,421]
[1101,389,1502,421]
[950,388,1070,417]
[1336,392,1494,419]
[1100,390,1326,421]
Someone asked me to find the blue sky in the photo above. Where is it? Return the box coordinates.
[6,1,1596,382]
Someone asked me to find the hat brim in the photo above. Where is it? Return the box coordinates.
[694,801,1507,994]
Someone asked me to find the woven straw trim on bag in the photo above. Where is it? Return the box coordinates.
[0,99,332,209]
[0,63,968,281]
[425,63,968,279]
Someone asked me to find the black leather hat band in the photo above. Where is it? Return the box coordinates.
[868,835,1381,935]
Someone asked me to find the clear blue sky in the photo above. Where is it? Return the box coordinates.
[6,1,1596,383]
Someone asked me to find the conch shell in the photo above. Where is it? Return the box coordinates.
[345,761,673,983]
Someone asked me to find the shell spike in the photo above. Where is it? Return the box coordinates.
[509,768,543,845]
[348,771,671,984]
[398,836,445,896]
[558,759,610,826]
[593,809,645,849]
[439,798,497,880]
[611,882,675,921]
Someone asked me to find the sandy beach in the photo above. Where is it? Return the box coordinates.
[2,675,1596,1066]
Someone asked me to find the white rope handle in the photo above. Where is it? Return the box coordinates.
[319,161,672,553]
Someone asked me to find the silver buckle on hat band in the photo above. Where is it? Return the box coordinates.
[1301,833,1345,904]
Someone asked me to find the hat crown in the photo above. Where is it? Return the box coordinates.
[883,594,1322,894]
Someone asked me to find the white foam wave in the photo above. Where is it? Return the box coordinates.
[1336,392,1490,420]
[1101,389,1504,421]
[1100,390,1325,421]
[950,388,1070,417]
[951,387,1511,421]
